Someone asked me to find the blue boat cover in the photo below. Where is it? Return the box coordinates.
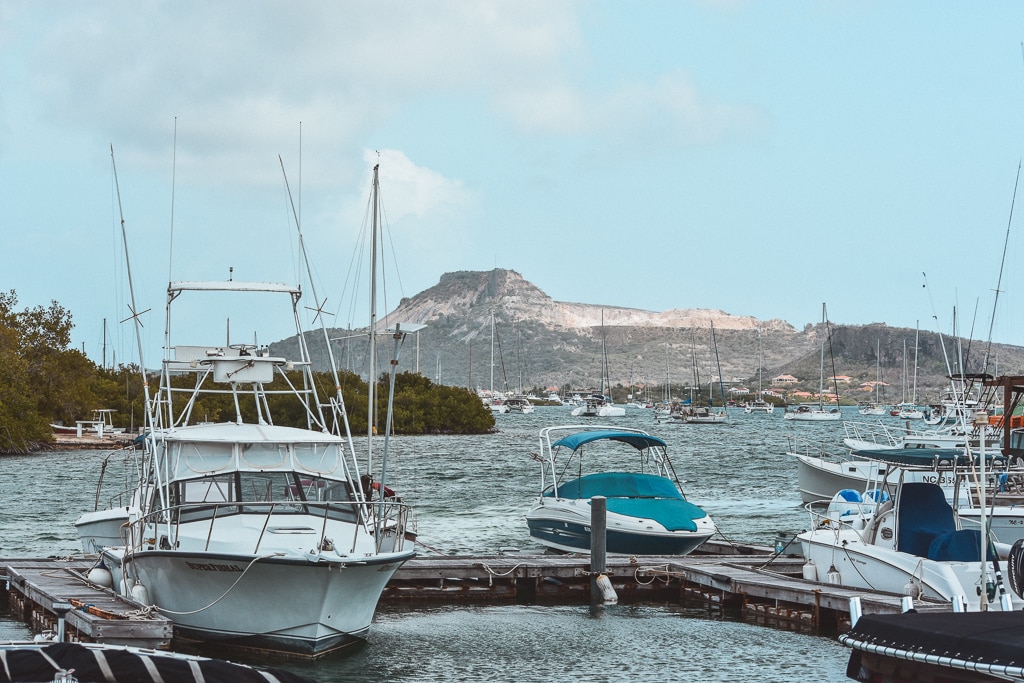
[551,472,682,500]
[552,431,667,452]
[896,482,957,558]
[546,472,704,532]
[927,528,982,562]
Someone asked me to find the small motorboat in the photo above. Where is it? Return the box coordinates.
[526,425,715,555]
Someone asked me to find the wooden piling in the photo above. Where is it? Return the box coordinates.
[590,495,607,604]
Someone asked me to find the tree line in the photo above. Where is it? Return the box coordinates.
[0,290,494,454]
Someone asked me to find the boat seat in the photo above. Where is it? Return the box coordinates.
[927,529,982,562]
[896,483,957,559]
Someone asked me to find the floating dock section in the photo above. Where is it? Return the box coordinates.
[3,543,946,647]
[384,542,946,635]
[1,558,172,649]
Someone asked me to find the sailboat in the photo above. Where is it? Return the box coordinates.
[571,311,624,417]
[858,340,887,416]
[87,156,416,657]
[482,311,509,413]
[783,303,841,421]
[682,323,727,424]
[896,332,925,419]
[744,327,774,414]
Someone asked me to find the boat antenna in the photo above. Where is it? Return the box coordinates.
[109,145,154,433]
[981,160,1020,374]
[168,117,177,285]
[278,155,351,439]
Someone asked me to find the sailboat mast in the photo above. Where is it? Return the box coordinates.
[600,310,607,396]
[818,303,826,409]
[913,322,920,404]
[711,321,726,409]
[368,164,380,468]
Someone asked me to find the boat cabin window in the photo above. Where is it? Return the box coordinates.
[174,473,359,523]
[182,476,235,503]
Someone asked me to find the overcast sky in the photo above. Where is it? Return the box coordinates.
[3,1,1023,367]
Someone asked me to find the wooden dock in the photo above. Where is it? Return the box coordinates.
[1,558,172,648]
[2,543,947,648]
[384,544,945,635]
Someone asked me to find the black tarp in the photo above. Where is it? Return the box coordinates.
[846,610,1024,669]
[0,642,317,683]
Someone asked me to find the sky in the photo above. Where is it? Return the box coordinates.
[3,1,1024,368]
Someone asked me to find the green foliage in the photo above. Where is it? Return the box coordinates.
[0,289,492,452]
[0,291,75,451]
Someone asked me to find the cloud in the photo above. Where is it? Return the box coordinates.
[364,149,470,222]
[496,71,764,146]
[5,1,582,190]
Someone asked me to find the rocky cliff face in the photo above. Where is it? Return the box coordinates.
[389,269,796,335]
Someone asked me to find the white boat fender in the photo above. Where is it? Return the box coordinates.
[87,565,113,589]
[825,565,841,585]
[595,574,618,604]
[802,560,817,582]
[130,580,151,606]
[902,579,923,599]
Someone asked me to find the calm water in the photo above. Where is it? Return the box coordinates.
[0,406,871,681]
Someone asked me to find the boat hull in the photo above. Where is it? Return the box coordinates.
[103,548,413,657]
[526,501,714,556]
[799,530,1023,611]
[783,409,841,421]
[75,508,133,553]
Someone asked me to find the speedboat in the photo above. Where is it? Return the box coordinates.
[797,479,1024,611]
[526,425,715,555]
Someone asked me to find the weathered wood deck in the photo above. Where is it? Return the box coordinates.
[2,558,172,648]
[384,546,944,634]
[2,543,946,648]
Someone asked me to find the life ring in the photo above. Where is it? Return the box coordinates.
[371,481,396,498]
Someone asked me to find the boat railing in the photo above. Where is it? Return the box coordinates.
[786,435,849,462]
[804,496,881,532]
[127,498,412,557]
[842,421,903,448]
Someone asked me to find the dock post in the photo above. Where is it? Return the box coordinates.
[848,597,862,627]
[53,601,72,642]
[590,495,606,605]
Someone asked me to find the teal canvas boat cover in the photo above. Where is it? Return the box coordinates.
[552,431,667,452]
[546,472,703,532]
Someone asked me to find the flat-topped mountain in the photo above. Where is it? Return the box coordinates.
[392,269,796,334]
[272,268,1024,402]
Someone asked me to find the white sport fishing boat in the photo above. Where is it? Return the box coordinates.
[85,159,416,657]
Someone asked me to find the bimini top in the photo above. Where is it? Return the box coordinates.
[552,430,667,452]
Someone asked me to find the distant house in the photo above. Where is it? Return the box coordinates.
[832,375,853,383]
[729,387,749,396]
[772,374,798,385]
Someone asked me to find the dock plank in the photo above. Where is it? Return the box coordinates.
[2,559,173,648]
